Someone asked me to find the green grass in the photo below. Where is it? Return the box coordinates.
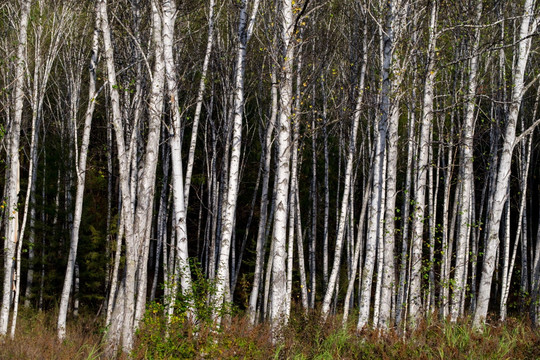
[1,307,539,359]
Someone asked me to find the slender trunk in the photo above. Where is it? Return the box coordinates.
[248,70,277,324]
[99,0,136,351]
[379,101,399,328]
[409,2,437,325]
[357,0,393,329]
[270,0,294,332]
[151,141,170,302]
[343,170,371,326]
[0,0,31,336]
[474,0,536,327]
[58,15,99,340]
[322,79,330,300]
[451,1,482,322]
[184,0,216,209]
[163,0,195,323]
[396,88,417,325]
[295,188,309,310]
[500,134,532,320]
[214,0,260,321]
[322,21,367,319]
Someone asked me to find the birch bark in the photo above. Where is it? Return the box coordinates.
[163,0,195,323]
[214,0,260,321]
[98,0,136,351]
[357,0,393,329]
[58,10,100,340]
[184,0,215,209]
[451,0,482,322]
[0,0,31,336]
[474,0,537,327]
[321,18,366,319]
[131,0,166,331]
[409,1,437,325]
[270,0,294,332]
[248,69,277,324]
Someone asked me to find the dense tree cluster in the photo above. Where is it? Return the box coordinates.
[1,0,540,354]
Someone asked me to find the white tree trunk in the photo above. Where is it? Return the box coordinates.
[321,22,366,319]
[378,0,410,324]
[379,103,399,329]
[58,12,100,340]
[295,189,309,311]
[0,0,31,336]
[357,0,393,329]
[451,0,482,322]
[214,0,260,321]
[163,0,195,322]
[270,0,293,333]
[248,69,277,324]
[132,0,166,329]
[98,0,136,352]
[184,0,215,209]
[500,135,532,320]
[409,1,437,325]
[474,0,537,327]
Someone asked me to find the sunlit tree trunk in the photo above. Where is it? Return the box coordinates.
[409,1,437,325]
[357,0,393,329]
[0,0,31,336]
[184,0,215,209]
[130,0,166,333]
[58,9,100,340]
[98,0,136,352]
[378,0,411,324]
[214,0,261,322]
[163,0,195,323]
[248,69,277,324]
[321,78,330,303]
[396,74,418,325]
[474,0,537,327]
[451,0,482,322]
[270,0,293,333]
[321,16,366,320]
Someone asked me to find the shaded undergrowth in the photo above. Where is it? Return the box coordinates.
[0,308,104,360]
[133,305,540,360]
[1,307,539,359]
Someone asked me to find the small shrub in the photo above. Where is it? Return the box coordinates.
[3,306,539,359]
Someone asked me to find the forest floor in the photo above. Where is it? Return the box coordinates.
[1,307,539,359]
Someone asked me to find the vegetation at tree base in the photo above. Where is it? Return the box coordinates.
[2,0,540,357]
[1,308,540,359]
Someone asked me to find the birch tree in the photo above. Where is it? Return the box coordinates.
[270,0,294,332]
[163,0,195,322]
[321,11,367,321]
[247,69,277,324]
[474,0,538,327]
[214,0,260,321]
[357,0,391,329]
[450,0,482,322]
[408,1,437,325]
[58,4,99,340]
[99,0,166,351]
[0,0,31,336]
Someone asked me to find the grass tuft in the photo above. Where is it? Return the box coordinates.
[1,306,539,359]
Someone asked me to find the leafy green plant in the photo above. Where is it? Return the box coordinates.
[134,261,236,359]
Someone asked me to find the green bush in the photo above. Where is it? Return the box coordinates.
[134,262,237,359]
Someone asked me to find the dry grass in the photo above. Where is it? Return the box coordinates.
[2,307,540,359]
[0,308,104,360]
[277,310,540,360]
